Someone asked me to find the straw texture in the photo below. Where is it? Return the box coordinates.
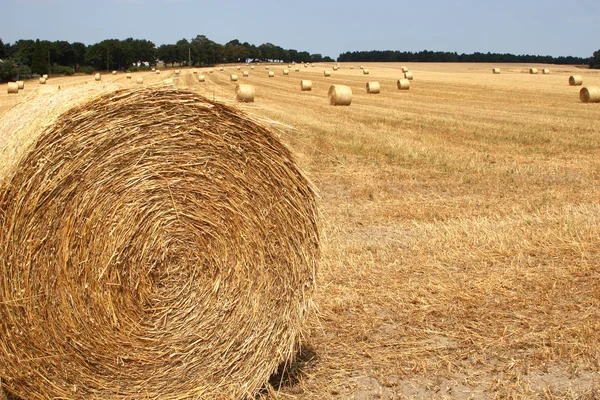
[0,87,319,400]
[580,86,600,103]
[328,85,352,106]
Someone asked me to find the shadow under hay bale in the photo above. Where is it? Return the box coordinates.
[267,345,318,392]
[0,87,320,400]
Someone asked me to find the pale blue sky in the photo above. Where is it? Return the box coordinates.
[2,0,599,59]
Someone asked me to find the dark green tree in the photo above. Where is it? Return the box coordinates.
[31,39,48,75]
[590,49,600,69]
[0,59,17,82]
[0,38,5,59]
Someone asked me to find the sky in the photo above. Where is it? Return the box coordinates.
[2,0,599,59]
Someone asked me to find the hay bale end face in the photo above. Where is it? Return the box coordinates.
[569,75,583,86]
[16,81,24,90]
[209,69,214,73]
[219,67,224,71]
[236,66,241,70]
[328,84,352,106]
[366,81,380,94]
[235,84,255,102]
[0,87,319,400]
[7,82,18,94]
[397,78,410,90]
[250,66,255,70]
[580,86,600,103]
[193,70,198,74]
[301,80,312,91]
[156,70,161,75]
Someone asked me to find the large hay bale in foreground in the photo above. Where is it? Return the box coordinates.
[328,84,352,106]
[580,86,600,103]
[0,87,319,400]
[235,84,255,102]
[569,75,583,86]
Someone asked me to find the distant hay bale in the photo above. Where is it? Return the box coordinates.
[324,70,331,77]
[542,68,550,74]
[136,78,144,84]
[492,68,500,74]
[230,74,239,82]
[265,66,269,70]
[529,68,538,74]
[366,81,380,94]
[236,66,241,70]
[0,87,319,400]
[250,66,255,70]
[16,81,24,90]
[268,71,275,77]
[235,84,255,102]
[193,70,198,74]
[401,66,408,73]
[328,84,352,106]
[152,67,156,71]
[39,77,46,84]
[397,78,410,90]
[42,74,48,79]
[198,75,206,82]
[243,71,249,77]
[209,69,214,73]
[404,71,413,80]
[7,82,18,94]
[569,75,582,86]
[350,66,354,69]
[156,70,161,75]
[295,67,300,72]
[333,66,339,71]
[175,70,180,75]
[112,71,117,75]
[126,73,132,79]
[363,69,370,75]
[219,67,224,71]
[580,86,600,103]
[95,73,101,81]
[301,80,312,91]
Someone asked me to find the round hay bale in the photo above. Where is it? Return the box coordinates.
[95,73,101,81]
[295,67,300,72]
[268,71,275,77]
[333,66,339,71]
[301,80,312,91]
[175,70,180,75]
[529,68,538,74]
[156,70,161,75]
[230,74,239,81]
[126,73,132,79]
[193,70,198,74]
[209,69,214,73]
[265,66,269,70]
[580,86,600,103]
[283,69,289,75]
[42,74,48,79]
[404,71,413,80]
[112,70,117,75]
[360,66,364,69]
[16,81,24,90]
[0,87,319,400]
[152,67,156,71]
[397,78,410,90]
[7,82,18,94]
[328,84,352,106]
[235,84,255,102]
[198,75,206,82]
[236,66,241,70]
[542,68,550,74]
[219,67,224,71]
[569,75,583,86]
[492,68,500,74]
[257,62,261,66]
[39,77,46,84]
[401,66,408,73]
[366,81,380,94]
[363,69,370,75]
[250,66,255,70]
[350,66,354,69]
[243,71,249,77]
[136,78,144,84]
[324,70,331,77]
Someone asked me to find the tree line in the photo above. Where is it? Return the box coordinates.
[0,36,334,82]
[338,50,593,66]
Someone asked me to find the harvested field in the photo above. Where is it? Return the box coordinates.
[1,62,600,399]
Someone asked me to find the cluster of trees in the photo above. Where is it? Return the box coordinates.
[591,50,600,69]
[0,36,333,82]
[337,50,591,65]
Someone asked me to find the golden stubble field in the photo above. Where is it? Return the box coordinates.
[1,62,600,399]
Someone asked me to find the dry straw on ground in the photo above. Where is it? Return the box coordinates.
[569,75,583,86]
[328,84,352,106]
[580,86,600,103]
[6,83,18,94]
[0,87,319,400]
[301,80,312,91]
[235,84,255,102]
[16,81,24,90]
[366,81,380,94]
[397,78,410,90]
